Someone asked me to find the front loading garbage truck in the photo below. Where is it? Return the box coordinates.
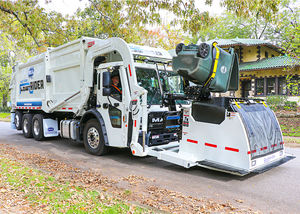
[10,37,294,176]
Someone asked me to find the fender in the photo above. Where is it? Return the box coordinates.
[80,109,109,146]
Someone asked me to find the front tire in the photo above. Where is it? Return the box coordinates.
[22,114,33,138]
[15,111,23,130]
[83,119,108,156]
[32,114,44,141]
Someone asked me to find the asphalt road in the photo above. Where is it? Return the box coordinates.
[0,121,299,213]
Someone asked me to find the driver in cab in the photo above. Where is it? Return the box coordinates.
[110,69,122,100]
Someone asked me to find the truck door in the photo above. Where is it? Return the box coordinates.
[97,65,128,147]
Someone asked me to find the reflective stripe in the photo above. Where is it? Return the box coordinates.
[225,147,239,152]
[261,146,267,151]
[128,64,132,76]
[205,143,217,148]
[247,150,257,154]
[187,139,198,144]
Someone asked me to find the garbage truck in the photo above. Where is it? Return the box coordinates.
[10,37,294,175]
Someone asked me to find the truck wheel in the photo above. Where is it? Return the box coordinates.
[32,114,44,141]
[15,111,23,130]
[22,114,33,138]
[83,119,108,156]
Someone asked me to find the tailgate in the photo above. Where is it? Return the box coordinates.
[231,102,283,159]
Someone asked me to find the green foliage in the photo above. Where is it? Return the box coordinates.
[0,158,147,213]
[264,0,300,56]
[283,101,298,111]
[0,0,79,54]
[281,125,300,137]
[196,12,254,42]
[0,107,11,113]
[0,112,10,118]
[0,65,11,108]
[75,0,213,45]
[220,0,299,55]
[286,74,300,96]
[266,95,287,110]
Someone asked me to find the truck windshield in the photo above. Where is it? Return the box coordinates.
[136,67,162,105]
[159,71,184,94]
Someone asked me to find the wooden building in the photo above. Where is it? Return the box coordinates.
[208,38,300,101]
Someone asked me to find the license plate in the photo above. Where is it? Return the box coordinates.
[264,154,276,164]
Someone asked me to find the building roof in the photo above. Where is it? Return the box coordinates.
[206,38,284,53]
[239,55,300,71]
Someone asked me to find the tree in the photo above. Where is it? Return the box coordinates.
[75,0,214,44]
[194,12,254,42]
[220,0,299,55]
[139,24,191,50]
[0,0,77,54]
[264,0,299,56]
[0,65,11,108]
[221,0,282,39]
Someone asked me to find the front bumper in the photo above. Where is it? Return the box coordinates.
[197,152,295,176]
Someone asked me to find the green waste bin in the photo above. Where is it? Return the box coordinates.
[172,42,239,92]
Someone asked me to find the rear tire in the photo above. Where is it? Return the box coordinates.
[83,119,108,156]
[15,111,23,130]
[22,114,33,138]
[32,114,44,141]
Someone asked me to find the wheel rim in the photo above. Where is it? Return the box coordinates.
[198,43,209,58]
[15,115,20,127]
[87,127,100,149]
[33,119,40,136]
[23,118,29,133]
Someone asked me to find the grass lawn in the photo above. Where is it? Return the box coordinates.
[0,157,147,213]
[280,124,300,137]
[284,136,300,144]
[0,112,10,119]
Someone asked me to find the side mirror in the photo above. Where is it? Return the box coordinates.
[103,87,111,96]
[103,71,111,88]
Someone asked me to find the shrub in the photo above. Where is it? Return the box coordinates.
[0,106,11,113]
[284,101,298,111]
[266,95,287,110]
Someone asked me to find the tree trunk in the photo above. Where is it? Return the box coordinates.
[2,93,7,108]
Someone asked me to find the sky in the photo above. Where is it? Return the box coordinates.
[38,0,225,16]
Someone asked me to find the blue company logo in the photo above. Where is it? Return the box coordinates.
[129,45,143,53]
[28,67,34,78]
[48,127,54,132]
[20,80,33,94]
